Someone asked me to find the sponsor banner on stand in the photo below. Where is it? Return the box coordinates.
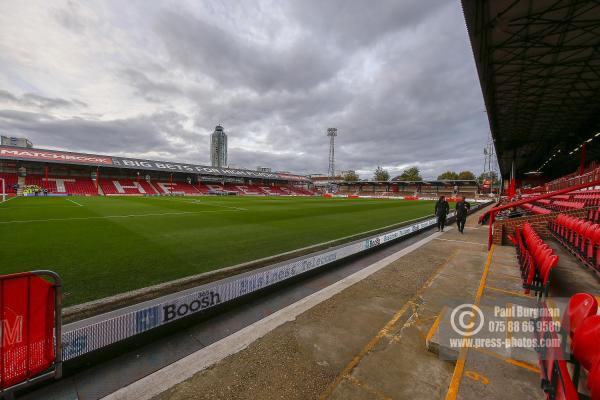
[0,146,309,182]
[0,147,112,165]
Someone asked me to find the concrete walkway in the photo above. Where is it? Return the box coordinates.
[144,206,535,400]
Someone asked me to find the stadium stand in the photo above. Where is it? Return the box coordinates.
[226,184,263,195]
[293,186,316,195]
[99,179,159,195]
[0,172,18,192]
[198,183,220,194]
[153,181,200,195]
[25,175,98,195]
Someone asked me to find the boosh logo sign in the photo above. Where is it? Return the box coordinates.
[136,306,160,333]
[1,308,23,347]
[364,237,381,249]
[163,290,222,322]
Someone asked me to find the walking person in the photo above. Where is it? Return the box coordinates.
[455,196,471,234]
[435,196,450,232]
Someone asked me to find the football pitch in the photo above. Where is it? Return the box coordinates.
[0,196,436,306]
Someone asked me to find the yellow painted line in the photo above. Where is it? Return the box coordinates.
[319,250,459,400]
[472,347,540,374]
[465,370,489,385]
[445,245,494,400]
[485,285,533,299]
[346,376,393,400]
[506,302,513,343]
[426,311,444,346]
[488,271,523,281]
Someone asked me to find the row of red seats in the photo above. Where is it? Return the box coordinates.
[521,203,553,215]
[573,193,600,207]
[513,223,559,298]
[588,208,600,224]
[553,201,586,212]
[194,183,315,196]
[152,181,200,195]
[545,162,600,191]
[538,293,600,399]
[550,215,600,270]
[25,175,98,195]
[98,180,316,196]
[534,199,586,212]
[0,172,18,190]
[99,179,159,195]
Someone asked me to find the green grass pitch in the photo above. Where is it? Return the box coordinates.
[0,196,436,306]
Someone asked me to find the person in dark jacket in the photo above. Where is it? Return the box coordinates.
[455,196,471,233]
[435,196,450,232]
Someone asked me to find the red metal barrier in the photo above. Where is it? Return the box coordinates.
[1,271,61,396]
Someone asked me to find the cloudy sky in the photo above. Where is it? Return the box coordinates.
[0,0,490,179]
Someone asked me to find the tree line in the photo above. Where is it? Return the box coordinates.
[342,166,495,184]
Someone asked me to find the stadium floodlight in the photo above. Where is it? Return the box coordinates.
[327,128,337,178]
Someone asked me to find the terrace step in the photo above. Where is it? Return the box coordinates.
[17,175,25,196]
[426,245,541,400]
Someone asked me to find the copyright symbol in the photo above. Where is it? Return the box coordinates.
[450,304,484,336]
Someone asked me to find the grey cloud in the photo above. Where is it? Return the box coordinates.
[286,0,448,49]
[0,110,203,161]
[0,1,491,179]
[0,89,87,110]
[120,69,183,102]
[155,9,342,93]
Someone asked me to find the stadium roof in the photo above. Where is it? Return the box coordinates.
[0,145,309,182]
[462,0,600,179]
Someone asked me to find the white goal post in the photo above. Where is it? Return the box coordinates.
[0,177,5,202]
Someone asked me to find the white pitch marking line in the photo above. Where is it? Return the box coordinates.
[0,210,238,224]
[101,228,450,400]
[66,198,83,207]
[0,196,16,205]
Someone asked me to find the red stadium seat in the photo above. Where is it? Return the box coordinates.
[550,214,600,271]
[540,337,579,399]
[563,293,598,340]
[572,315,600,372]
[587,360,600,399]
[514,223,559,298]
